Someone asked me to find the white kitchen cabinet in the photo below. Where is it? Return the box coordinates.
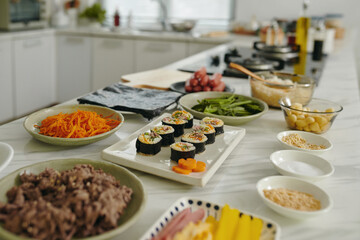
[135,40,188,72]
[57,35,92,102]
[188,42,220,56]
[0,39,14,123]
[92,37,134,90]
[14,35,55,117]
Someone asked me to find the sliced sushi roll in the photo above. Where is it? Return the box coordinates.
[192,124,216,144]
[181,132,207,154]
[170,142,196,162]
[151,125,175,146]
[162,117,187,137]
[172,110,194,128]
[201,117,224,135]
[136,131,162,155]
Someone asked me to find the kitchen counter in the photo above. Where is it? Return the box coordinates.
[0,26,238,44]
[0,32,360,240]
[56,27,237,44]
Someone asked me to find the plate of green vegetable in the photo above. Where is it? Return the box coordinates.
[179,92,268,125]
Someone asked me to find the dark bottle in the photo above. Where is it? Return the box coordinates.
[114,9,120,27]
[312,40,324,60]
[312,20,325,61]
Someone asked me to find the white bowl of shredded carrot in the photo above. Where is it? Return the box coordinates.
[23,104,124,146]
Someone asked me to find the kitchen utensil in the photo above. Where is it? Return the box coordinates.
[230,62,289,88]
[229,62,269,83]
[170,20,196,32]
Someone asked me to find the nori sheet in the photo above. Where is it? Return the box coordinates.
[77,83,183,119]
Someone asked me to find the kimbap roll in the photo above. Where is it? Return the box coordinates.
[170,142,196,162]
[192,124,216,144]
[172,110,194,128]
[201,117,224,135]
[162,117,187,137]
[151,125,175,146]
[181,132,207,153]
[136,132,162,155]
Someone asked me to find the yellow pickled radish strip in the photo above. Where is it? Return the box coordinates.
[250,217,263,240]
[205,215,217,235]
[214,204,239,240]
[214,204,230,240]
[227,207,240,239]
[233,213,251,240]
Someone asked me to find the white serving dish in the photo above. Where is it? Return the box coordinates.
[257,176,333,220]
[139,197,280,240]
[102,113,245,186]
[270,150,334,181]
[0,142,14,173]
[276,130,332,154]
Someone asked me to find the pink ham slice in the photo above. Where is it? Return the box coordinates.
[153,207,205,240]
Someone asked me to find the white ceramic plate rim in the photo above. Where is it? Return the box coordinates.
[139,197,281,240]
[102,113,246,187]
[0,142,14,173]
[276,130,333,153]
[270,150,335,181]
[257,176,333,218]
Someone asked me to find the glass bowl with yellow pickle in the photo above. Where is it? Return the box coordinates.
[279,97,343,134]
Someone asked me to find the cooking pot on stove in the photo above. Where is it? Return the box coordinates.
[253,41,300,53]
[228,56,285,71]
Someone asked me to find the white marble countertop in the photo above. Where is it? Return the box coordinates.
[1,32,360,240]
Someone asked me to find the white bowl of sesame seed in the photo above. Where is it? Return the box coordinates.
[276,130,333,154]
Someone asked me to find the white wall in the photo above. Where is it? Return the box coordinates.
[234,0,360,28]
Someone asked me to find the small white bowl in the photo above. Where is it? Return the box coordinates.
[270,150,334,181]
[0,142,14,173]
[257,176,333,219]
[276,130,332,154]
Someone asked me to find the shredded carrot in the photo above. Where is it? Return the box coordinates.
[35,110,121,138]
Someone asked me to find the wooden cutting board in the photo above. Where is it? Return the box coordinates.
[121,68,191,90]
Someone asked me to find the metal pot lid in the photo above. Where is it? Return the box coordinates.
[242,58,275,71]
[261,45,294,53]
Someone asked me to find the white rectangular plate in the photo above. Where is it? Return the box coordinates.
[139,197,280,240]
[102,113,245,186]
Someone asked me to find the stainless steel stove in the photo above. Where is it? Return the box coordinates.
[178,45,327,85]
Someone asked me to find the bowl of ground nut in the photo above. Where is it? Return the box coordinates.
[257,176,333,219]
[249,71,315,108]
[277,130,333,154]
[279,97,343,134]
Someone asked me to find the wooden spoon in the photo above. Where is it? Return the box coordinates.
[229,62,269,83]
[229,62,294,89]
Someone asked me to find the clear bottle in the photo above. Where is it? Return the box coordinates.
[296,0,311,52]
